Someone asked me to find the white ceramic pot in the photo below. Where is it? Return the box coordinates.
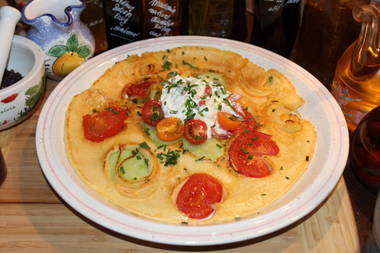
[0,35,45,130]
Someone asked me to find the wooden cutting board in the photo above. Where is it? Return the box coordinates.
[0,80,360,252]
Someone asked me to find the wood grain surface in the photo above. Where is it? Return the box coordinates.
[0,80,360,252]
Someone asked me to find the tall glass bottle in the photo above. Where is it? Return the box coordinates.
[142,0,184,38]
[331,1,380,132]
[291,0,368,88]
[188,0,246,41]
[102,0,142,49]
[250,0,301,58]
[81,0,108,54]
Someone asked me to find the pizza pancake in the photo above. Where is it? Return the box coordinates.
[65,46,316,224]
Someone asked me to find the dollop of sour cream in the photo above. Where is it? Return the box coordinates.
[160,74,240,138]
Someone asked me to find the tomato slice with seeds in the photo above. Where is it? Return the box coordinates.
[156,117,183,141]
[184,119,208,144]
[229,130,279,177]
[83,106,128,142]
[123,78,156,98]
[141,100,164,126]
[176,173,223,219]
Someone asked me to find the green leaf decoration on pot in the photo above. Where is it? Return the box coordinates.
[18,79,45,118]
[25,82,43,108]
[47,45,68,57]
[77,45,91,58]
[67,34,79,52]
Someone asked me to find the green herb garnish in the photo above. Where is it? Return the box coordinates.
[139,142,150,150]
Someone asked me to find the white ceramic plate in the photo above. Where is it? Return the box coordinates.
[36,36,349,246]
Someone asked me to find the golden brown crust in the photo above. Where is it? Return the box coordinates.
[64,46,316,225]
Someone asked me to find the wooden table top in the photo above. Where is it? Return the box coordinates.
[0,79,360,252]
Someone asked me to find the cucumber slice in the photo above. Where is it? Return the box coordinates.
[105,145,153,182]
[182,138,224,162]
[118,148,151,181]
[142,123,182,146]
[198,72,227,88]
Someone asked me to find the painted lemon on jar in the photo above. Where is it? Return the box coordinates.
[47,34,91,77]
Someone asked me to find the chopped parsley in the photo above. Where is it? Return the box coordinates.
[106,107,118,114]
[157,144,167,151]
[157,149,181,166]
[240,148,249,154]
[182,60,200,70]
[161,60,172,71]
[167,71,178,78]
[196,156,206,161]
[144,127,151,136]
[150,112,162,121]
[139,142,150,150]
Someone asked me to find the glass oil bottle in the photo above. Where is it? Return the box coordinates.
[332,2,380,132]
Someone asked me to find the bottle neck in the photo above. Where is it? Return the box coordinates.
[350,2,380,80]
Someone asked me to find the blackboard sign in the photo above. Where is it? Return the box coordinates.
[142,0,183,38]
[102,0,142,49]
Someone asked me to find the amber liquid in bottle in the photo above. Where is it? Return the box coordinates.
[332,43,380,132]
[331,3,380,132]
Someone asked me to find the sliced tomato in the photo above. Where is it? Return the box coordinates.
[83,106,128,142]
[229,130,279,177]
[184,119,208,144]
[123,78,156,98]
[156,117,183,141]
[217,112,241,131]
[141,100,164,126]
[176,173,223,219]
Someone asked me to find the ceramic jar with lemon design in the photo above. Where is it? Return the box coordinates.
[22,0,94,80]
